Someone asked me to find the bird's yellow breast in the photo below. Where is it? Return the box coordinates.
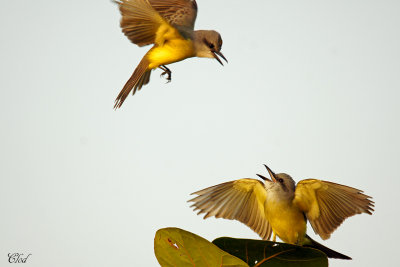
[266,199,307,244]
[147,39,195,69]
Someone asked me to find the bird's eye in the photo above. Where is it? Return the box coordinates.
[203,38,215,50]
[278,178,284,183]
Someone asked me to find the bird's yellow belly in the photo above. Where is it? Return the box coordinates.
[266,200,307,244]
[147,39,195,69]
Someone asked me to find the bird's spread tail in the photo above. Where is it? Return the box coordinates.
[114,56,151,109]
[304,235,351,260]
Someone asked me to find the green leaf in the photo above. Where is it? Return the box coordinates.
[212,237,328,267]
[154,228,248,267]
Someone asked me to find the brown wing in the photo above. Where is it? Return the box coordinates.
[189,179,272,240]
[114,0,167,47]
[293,179,374,240]
[149,0,197,38]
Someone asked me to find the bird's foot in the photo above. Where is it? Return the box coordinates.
[159,65,172,83]
[160,71,171,83]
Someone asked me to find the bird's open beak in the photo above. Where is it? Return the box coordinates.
[212,51,228,66]
[256,164,276,182]
[256,173,271,182]
[264,164,277,183]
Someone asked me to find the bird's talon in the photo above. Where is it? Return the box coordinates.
[160,71,171,82]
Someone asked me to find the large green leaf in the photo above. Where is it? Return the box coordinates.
[212,237,328,267]
[154,228,248,267]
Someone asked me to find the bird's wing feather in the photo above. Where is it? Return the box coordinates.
[189,179,272,240]
[115,0,183,47]
[148,0,197,38]
[293,179,374,240]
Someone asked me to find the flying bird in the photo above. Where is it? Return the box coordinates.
[189,165,374,259]
[113,0,227,108]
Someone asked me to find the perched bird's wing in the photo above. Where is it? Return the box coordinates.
[148,0,198,38]
[189,179,272,240]
[293,179,374,240]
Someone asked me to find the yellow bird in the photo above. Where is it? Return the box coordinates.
[113,0,227,108]
[189,165,374,259]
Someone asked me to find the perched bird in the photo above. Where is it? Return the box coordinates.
[189,165,374,259]
[113,0,227,108]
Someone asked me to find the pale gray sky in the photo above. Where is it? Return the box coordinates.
[0,0,399,266]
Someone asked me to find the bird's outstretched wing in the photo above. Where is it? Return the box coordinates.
[149,0,197,38]
[293,179,374,240]
[115,0,197,47]
[189,179,272,240]
[115,0,166,46]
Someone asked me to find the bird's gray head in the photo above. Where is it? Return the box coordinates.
[193,30,227,65]
[257,165,296,194]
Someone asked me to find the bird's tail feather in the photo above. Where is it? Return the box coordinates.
[114,56,151,109]
[304,235,352,260]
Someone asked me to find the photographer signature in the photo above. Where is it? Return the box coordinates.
[8,253,31,263]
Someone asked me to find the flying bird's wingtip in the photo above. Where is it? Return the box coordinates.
[111,0,120,6]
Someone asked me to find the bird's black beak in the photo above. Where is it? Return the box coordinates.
[256,173,271,182]
[212,51,228,66]
[264,164,277,183]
